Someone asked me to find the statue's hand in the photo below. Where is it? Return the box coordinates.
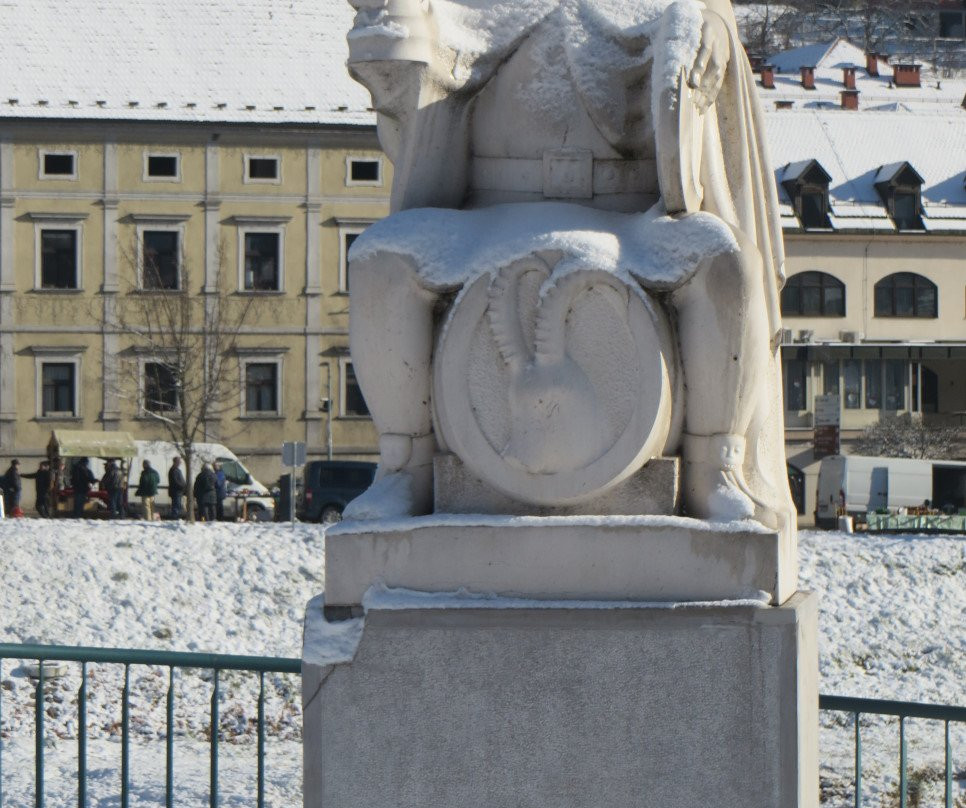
[687,10,730,112]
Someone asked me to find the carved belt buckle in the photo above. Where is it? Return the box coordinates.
[542,148,593,199]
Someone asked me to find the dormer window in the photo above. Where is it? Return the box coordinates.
[781,159,832,230]
[874,162,925,231]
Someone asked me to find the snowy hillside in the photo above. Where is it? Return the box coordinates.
[0,520,962,805]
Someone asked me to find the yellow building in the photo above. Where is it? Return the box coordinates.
[0,1,384,483]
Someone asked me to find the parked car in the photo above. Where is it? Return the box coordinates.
[299,460,376,523]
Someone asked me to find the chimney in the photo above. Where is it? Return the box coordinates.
[842,66,857,89]
[840,89,859,110]
[800,66,816,90]
[866,52,879,76]
[748,54,765,72]
[775,100,794,110]
[760,65,775,89]
[893,63,921,88]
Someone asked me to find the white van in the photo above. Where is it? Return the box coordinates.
[815,454,966,528]
[92,440,275,520]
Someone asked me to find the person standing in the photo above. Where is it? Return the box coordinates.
[193,463,217,522]
[101,459,124,518]
[21,460,52,518]
[134,460,160,521]
[168,457,186,520]
[71,458,96,518]
[213,461,227,521]
[1,459,22,516]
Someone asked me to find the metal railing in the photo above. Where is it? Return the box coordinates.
[0,643,301,808]
[1,643,963,807]
[820,694,966,808]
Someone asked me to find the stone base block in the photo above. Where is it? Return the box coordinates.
[325,514,795,607]
[303,592,818,808]
[433,454,680,516]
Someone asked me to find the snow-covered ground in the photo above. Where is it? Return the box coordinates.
[0,520,963,805]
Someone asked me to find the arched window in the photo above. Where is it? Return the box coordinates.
[874,273,937,318]
[780,271,845,316]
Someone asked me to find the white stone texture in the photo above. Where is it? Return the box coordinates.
[303,592,819,808]
[432,453,680,516]
[323,516,796,606]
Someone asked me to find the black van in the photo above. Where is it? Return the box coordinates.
[299,460,376,523]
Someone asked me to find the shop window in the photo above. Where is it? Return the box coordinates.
[783,358,807,411]
[843,360,861,410]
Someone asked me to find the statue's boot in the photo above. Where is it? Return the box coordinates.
[343,433,435,520]
[682,433,781,529]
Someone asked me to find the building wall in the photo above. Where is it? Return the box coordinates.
[782,232,966,524]
[0,121,387,487]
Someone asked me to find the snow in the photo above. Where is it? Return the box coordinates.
[0,0,374,125]
[0,519,964,805]
[350,201,737,292]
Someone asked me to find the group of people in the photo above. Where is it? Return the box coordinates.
[1,455,229,520]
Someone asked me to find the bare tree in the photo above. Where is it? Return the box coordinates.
[853,413,961,459]
[114,242,256,519]
[735,1,801,55]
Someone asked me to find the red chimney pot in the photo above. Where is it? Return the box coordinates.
[840,89,859,110]
[800,66,816,90]
[760,65,775,89]
[865,52,879,76]
[842,66,857,90]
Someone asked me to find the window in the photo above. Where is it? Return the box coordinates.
[141,229,180,289]
[822,361,839,396]
[939,10,965,38]
[346,157,382,186]
[864,359,882,409]
[342,361,370,417]
[337,221,371,292]
[143,362,178,413]
[145,153,180,180]
[39,229,79,289]
[243,232,281,291]
[40,150,76,179]
[216,458,250,485]
[245,156,279,183]
[884,359,905,411]
[245,362,279,414]
[843,360,861,410]
[781,159,832,229]
[780,272,845,317]
[874,273,937,318]
[41,363,76,416]
[874,162,925,230]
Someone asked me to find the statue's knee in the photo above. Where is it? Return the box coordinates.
[349,251,425,297]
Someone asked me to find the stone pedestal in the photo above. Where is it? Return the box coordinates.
[303,590,818,808]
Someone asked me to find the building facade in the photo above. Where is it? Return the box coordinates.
[0,0,385,484]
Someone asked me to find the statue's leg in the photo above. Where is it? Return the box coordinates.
[671,226,777,525]
[343,252,439,520]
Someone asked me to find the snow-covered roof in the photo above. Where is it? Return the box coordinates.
[0,0,375,126]
[763,38,966,111]
[765,107,966,231]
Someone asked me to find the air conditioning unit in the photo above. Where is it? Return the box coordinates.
[780,328,794,345]
[839,330,863,343]
[796,329,815,343]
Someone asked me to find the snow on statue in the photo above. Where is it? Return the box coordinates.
[342,0,794,535]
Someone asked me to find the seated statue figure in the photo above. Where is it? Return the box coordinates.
[342,0,795,532]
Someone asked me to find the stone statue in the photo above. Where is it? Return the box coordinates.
[342,0,795,533]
